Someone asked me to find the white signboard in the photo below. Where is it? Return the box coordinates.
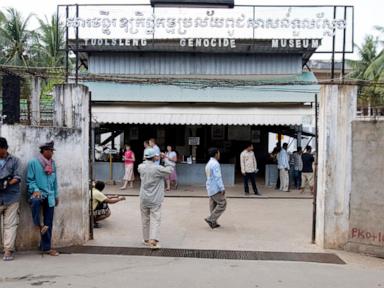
[59,5,353,52]
[188,137,200,146]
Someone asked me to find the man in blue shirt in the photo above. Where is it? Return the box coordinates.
[0,137,21,261]
[204,147,227,229]
[27,141,59,256]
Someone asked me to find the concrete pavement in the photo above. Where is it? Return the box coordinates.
[88,197,318,252]
[1,195,383,287]
[0,252,383,288]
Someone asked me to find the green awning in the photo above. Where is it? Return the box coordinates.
[84,72,319,104]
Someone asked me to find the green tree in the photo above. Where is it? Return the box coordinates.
[347,35,378,80]
[33,15,66,67]
[0,8,35,66]
[347,32,384,111]
[364,26,384,82]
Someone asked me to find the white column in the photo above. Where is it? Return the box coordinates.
[316,85,357,248]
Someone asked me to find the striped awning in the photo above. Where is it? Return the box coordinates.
[92,105,314,126]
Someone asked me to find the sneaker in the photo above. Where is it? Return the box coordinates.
[143,240,150,246]
[204,218,219,229]
[254,192,262,196]
[212,223,221,229]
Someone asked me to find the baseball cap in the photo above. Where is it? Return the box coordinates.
[144,148,159,159]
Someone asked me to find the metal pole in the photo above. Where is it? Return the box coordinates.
[109,154,113,183]
[75,4,79,84]
[65,6,69,83]
[331,6,337,81]
[297,125,302,148]
[88,91,94,240]
[341,6,347,79]
[312,93,319,244]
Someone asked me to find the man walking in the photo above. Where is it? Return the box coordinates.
[0,137,21,261]
[27,141,59,256]
[277,143,290,192]
[301,145,315,194]
[240,143,261,195]
[138,148,174,250]
[293,146,303,190]
[204,148,227,229]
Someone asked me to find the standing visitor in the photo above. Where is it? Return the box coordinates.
[293,146,303,190]
[204,147,227,229]
[271,143,281,189]
[138,148,174,249]
[143,140,150,160]
[149,138,161,165]
[165,145,178,191]
[301,145,315,194]
[240,143,261,195]
[277,143,290,192]
[0,137,21,261]
[120,144,135,190]
[27,141,59,256]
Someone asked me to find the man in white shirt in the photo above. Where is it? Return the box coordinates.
[149,138,161,165]
[240,144,261,195]
[277,143,290,192]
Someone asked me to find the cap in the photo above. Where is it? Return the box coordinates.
[144,148,159,159]
[39,140,55,150]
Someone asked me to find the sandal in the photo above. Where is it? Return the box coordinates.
[3,251,14,261]
[149,240,160,250]
[47,250,59,256]
[40,225,49,235]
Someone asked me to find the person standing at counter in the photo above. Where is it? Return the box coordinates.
[240,143,261,195]
[277,143,290,192]
[204,147,227,229]
[149,138,161,165]
[120,144,135,190]
[165,145,178,191]
[143,140,149,160]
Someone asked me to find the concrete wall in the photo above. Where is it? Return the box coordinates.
[345,120,384,257]
[316,85,357,249]
[0,125,89,250]
[0,83,90,250]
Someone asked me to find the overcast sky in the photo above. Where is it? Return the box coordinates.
[0,0,382,60]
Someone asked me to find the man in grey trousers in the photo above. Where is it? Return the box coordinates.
[204,147,227,229]
[0,137,22,261]
[138,148,174,250]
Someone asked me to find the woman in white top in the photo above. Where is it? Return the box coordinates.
[165,145,178,191]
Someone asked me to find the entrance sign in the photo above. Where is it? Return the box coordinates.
[58,4,354,53]
[188,137,200,145]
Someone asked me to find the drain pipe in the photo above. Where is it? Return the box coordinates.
[312,93,319,244]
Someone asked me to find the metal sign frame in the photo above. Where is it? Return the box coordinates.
[56,4,354,83]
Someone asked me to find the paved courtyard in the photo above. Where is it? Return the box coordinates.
[89,195,318,252]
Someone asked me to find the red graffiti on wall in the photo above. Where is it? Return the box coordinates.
[351,228,384,243]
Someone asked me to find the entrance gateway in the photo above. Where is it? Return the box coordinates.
[58,3,354,245]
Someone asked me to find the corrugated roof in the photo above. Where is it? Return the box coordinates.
[83,72,319,103]
[88,53,301,75]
